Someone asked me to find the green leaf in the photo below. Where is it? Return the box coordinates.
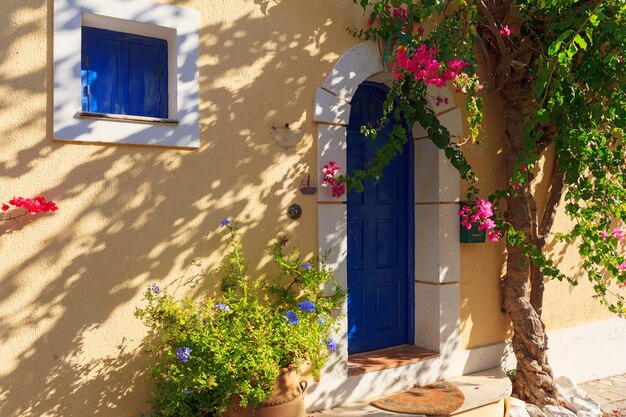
[557,29,574,43]
[573,34,587,51]
[566,42,578,59]
[534,72,550,100]
[548,41,562,56]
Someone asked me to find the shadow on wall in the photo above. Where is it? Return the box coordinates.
[0,0,361,416]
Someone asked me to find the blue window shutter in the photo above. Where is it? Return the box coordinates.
[82,30,122,114]
[80,37,89,111]
[81,27,168,118]
[128,41,168,118]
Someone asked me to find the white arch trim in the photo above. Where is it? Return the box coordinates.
[308,40,474,411]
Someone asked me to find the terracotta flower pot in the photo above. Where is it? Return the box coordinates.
[223,368,308,417]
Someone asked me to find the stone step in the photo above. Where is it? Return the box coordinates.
[313,367,512,417]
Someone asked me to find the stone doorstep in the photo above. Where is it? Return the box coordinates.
[313,367,512,417]
[348,345,439,377]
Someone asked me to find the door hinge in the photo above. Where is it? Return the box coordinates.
[85,55,90,68]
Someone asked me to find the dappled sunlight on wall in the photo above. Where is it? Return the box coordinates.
[541,204,614,331]
[0,0,365,416]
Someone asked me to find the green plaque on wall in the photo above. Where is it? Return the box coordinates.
[459,202,486,243]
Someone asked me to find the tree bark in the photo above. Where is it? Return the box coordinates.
[530,161,564,316]
[499,63,559,406]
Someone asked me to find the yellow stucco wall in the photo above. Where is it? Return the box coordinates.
[0,1,617,415]
[0,1,364,416]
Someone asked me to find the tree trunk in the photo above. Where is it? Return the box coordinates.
[530,161,564,317]
[499,66,559,406]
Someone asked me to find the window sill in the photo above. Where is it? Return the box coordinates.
[78,111,179,126]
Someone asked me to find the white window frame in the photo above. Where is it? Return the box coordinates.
[53,0,200,148]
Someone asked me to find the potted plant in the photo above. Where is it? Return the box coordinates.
[135,220,346,417]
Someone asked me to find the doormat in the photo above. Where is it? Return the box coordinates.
[370,381,465,415]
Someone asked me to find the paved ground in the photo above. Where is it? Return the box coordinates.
[580,374,626,417]
[311,372,626,417]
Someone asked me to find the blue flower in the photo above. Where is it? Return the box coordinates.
[297,300,315,313]
[183,388,189,395]
[284,311,300,325]
[215,304,231,311]
[300,263,313,270]
[220,218,231,228]
[317,314,327,325]
[326,338,337,352]
[147,283,162,295]
[176,346,192,363]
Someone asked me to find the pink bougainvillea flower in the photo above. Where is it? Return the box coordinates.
[391,6,408,18]
[331,182,346,199]
[499,26,514,37]
[1,204,8,211]
[612,228,624,241]
[478,219,496,231]
[599,231,608,239]
[519,164,528,172]
[513,182,521,190]
[391,44,470,89]
[322,161,346,198]
[618,262,626,272]
[488,230,502,242]
[458,199,501,242]
[475,199,493,218]
[417,26,424,36]
[447,57,470,72]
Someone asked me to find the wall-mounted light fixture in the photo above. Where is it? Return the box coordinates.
[271,123,303,149]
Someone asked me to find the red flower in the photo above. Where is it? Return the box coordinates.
[3,196,58,214]
[499,26,514,37]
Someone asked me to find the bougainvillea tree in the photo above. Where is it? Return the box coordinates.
[345,0,626,407]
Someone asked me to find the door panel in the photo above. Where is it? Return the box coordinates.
[347,82,413,354]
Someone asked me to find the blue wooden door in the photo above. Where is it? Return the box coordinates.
[347,82,413,354]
